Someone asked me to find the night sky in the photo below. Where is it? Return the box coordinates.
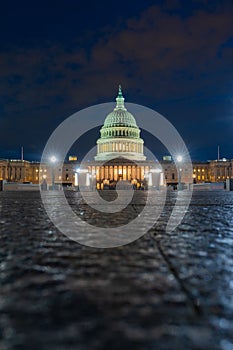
[0,0,232,161]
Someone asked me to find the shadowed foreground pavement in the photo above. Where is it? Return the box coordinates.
[0,191,233,349]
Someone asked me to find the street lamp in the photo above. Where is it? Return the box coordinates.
[50,156,57,190]
[177,155,183,190]
[177,155,183,163]
[50,156,57,163]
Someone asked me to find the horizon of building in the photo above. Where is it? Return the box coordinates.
[1,86,233,188]
[0,156,232,188]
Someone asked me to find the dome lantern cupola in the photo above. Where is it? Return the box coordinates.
[115,85,125,110]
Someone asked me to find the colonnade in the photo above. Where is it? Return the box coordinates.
[93,164,149,182]
[75,164,164,190]
[97,141,143,154]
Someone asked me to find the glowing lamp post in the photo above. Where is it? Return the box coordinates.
[177,155,183,191]
[50,156,57,190]
[50,156,57,163]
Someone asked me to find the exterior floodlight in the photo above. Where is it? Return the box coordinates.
[176,156,183,190]
[50,156,57,190]
[50,156,57,163]
[177,155,183,162]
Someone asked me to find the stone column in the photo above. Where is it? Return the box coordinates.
[160,172,164,186]
[86,173,90,187]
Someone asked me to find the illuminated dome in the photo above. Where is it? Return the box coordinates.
[95,86,146,161]
[103,87,138,128]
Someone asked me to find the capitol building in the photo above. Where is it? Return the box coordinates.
[1,86,233,191]
[77,86,161,190]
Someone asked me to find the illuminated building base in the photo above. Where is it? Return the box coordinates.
[76,158,164,190]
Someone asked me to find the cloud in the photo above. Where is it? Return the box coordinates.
[0,2,232,159]
[1,3,232,108]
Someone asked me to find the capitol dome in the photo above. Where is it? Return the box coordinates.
[95,86,146,161]
[103,87,138,128]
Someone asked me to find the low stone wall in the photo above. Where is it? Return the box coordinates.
[193,182,225,190]
[3,183,40,191]
[226,178,233,191]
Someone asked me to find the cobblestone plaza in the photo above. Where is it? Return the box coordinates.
[0,190,233,349]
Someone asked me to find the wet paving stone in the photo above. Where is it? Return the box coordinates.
[0,190,233,349]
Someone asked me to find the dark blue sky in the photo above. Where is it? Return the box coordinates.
[0,0,232,161]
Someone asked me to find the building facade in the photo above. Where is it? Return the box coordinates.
[1,156,233,188]
[1,87,233,188]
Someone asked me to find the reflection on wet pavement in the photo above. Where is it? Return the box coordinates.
[0,191,233,349]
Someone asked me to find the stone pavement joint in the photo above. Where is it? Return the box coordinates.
[151,232,203,317]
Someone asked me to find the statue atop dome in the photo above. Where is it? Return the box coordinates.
[115,85,126,110]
